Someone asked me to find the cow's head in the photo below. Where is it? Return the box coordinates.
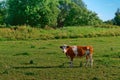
[60,44,69,53]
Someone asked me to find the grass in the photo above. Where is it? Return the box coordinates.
[0,25,120,40]
[0,36,120,80]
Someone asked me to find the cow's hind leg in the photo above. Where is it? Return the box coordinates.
[89,54,93,67]
[85,54,93,67]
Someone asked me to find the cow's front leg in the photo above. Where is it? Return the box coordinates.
[70,58,73,68]
[85,56,89,67]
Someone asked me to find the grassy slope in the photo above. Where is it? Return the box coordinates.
[0,37,120,80]
[0,26,120,40]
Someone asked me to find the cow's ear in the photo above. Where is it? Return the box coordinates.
[67,46,69,48]
[60,46,62,49]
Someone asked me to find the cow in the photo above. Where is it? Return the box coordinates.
[60,44,93,67]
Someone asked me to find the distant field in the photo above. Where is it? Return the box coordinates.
[0,26,120,40]
[0,37,120,80]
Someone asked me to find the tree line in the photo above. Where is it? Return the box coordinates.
[0,0,120,28]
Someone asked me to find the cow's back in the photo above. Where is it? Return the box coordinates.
[77,46,93,56]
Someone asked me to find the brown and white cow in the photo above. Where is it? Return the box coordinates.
[60,44,93,67]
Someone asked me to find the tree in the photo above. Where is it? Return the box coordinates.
[64,2,86,26]
[64,1,102,26]
[57,0,71,28]
[57,0,89,27]
[87,11,102,25]
[38,0,60,28]
[114,8,120,26]
[0,1,7,24]
[71,0,86,8]
[6,0,28,25]
[6,0,59,27]
[104,19,114,25]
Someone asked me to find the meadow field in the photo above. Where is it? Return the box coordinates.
[0,36,120,80]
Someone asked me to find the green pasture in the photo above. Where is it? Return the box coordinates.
[0,37,120,80]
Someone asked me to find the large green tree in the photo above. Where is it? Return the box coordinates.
[6,0,59,27]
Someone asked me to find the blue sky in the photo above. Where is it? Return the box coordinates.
[84,0,120,21]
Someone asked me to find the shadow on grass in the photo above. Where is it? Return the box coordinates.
[12,62,82,69]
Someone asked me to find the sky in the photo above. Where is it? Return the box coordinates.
[84,0,120,21]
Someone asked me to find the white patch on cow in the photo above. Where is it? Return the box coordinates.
[72,46,78,56]
[63,48,67,53]
[61,44,68,53]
